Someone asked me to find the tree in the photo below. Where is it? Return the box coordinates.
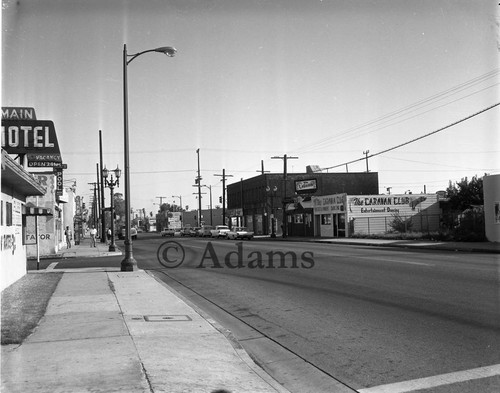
[445,175,486,241]
[114,192,125,226]
[445,175,484,211]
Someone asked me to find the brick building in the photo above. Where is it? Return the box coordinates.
[227,171,379,236]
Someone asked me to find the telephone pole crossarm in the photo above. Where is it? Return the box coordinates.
[214,168,233,226]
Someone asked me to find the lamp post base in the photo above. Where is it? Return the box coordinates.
[109,244,116,252]
[121,240,137,271]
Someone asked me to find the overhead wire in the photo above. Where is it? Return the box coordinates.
[323,102,500,171]
[295,68,500,154]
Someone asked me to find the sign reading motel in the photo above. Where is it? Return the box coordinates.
[1,119,62,166]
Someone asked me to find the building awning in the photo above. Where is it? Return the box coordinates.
[286,197,314,212]
[1,150,46,196]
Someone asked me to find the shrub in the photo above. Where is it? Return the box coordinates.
[388,213,413,233]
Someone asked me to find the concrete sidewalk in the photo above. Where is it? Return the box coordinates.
[58,236,123,259]
[1,268,289,393]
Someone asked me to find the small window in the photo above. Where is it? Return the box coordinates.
[6,202,13,226]
[321,214,332,225]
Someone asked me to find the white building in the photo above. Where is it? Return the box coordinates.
[313,193,442,237]
[1,150,46,290]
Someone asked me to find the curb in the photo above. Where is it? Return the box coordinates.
[253,236,500,254]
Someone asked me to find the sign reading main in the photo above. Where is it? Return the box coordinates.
[2,107,37,120]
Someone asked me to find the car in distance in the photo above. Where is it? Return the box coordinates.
[189,227,201,237]
[226,227,254,240]
[200,225,214,237]
[180,227,192,237]
[161,228,175,237]
[211,225,230,238]
[120,226,138,240]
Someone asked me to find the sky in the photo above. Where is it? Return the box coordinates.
[2,0,499,215]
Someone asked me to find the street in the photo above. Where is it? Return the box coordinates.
[46,235,500,392]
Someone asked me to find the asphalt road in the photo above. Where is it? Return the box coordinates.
[44,235,500,392]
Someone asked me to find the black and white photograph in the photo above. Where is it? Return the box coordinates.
[2,1,499,392]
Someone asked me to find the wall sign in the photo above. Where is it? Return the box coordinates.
[295,179,317,194]
[1,114,62,167]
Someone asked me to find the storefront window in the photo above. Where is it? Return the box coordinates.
[5,202,13,226]
[321,214,331,225]
[295,214,303,223]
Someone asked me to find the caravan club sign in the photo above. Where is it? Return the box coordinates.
[1,107,62,167]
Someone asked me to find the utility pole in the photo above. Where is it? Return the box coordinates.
[257,160,270,175]
[214,168,233,226]
[271,154,298,238]
[99,130,106,242]
[172,195,182,210]
[89,182,98,229]
[363,150,370,172]
[156,196,167,207]
[196,149,202,226]
[96,164,102,240]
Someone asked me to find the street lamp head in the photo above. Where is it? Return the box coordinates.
[114,165,122,179]
[155,46,177,57]
[102,166,109,179]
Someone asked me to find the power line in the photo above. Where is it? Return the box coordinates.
[323,102,500,171]
[296,68,500,154]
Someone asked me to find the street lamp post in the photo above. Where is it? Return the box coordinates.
[122,43,176,271]
[102,166,121,252]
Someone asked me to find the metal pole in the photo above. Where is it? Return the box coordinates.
[121,43,137,271]
[109,179,116,252]
[197,149,202,226]
[99,130,106,242]
[209,186,212,225]
[363,150,370,173]
[222,169,226,225]
[283,154,287,238]
[96,164,101,237]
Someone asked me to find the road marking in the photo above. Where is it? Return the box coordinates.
[357,364,500,393]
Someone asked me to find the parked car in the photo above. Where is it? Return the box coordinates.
[120,226,138,240]
[189,227,201,237]
[211,225,230,238]
[200,225,214,237]
[161,228,175,237]
[180,227,192,236]
[226,227,254,240]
